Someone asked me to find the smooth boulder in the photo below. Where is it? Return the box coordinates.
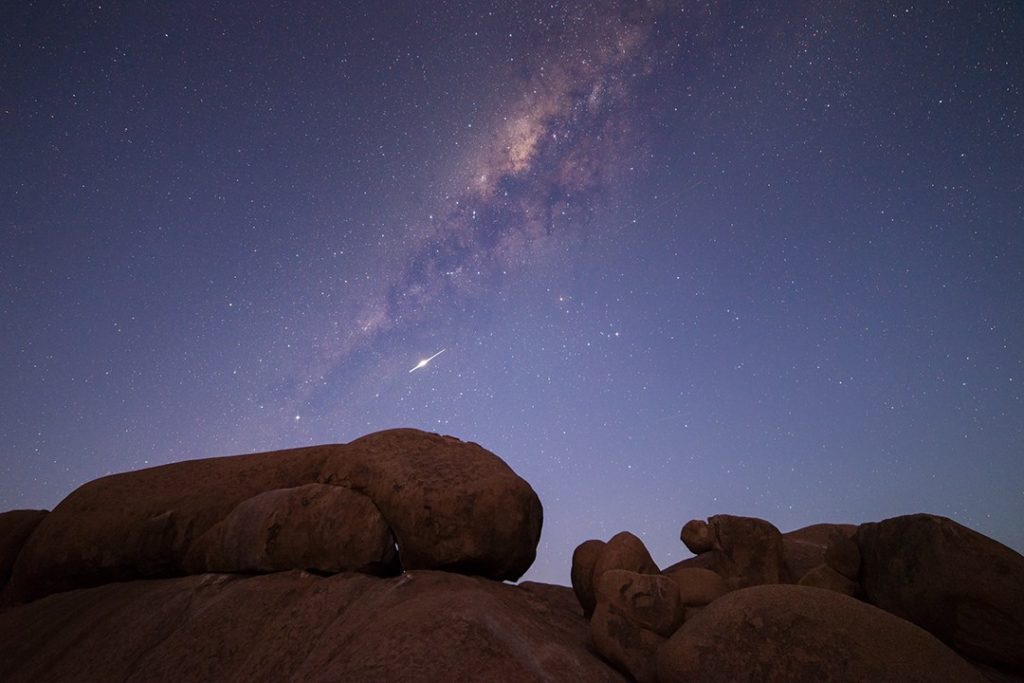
[5,444,329,603]
[570,539,606,617]
[657,584,988,683]
[857,514,1024,673]
[320,429,542,581]
[707,514,787,589]
[680,519,713,554]
[184,483,397,575]
[4,429,544,603]
[0,570,628,683]
[663,567,728,606]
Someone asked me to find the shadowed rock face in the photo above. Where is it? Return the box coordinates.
[656,584,988,683]
[0,571,627,683]
[857,514,1024,674]
[0,511,48,593]
[3,428,543,604]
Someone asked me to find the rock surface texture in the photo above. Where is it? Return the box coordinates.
[3,431,1024,682]
[857,514,1024,675]
[576,513,1024,683]
[3,428,542,604]
[656,584,988,683]
[0,570,626,683]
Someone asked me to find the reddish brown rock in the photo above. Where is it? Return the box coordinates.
[0,510,47,593]
[707,514,786,589]
[781,522,857,582]
[0,570,627,683]
[591,531,659,585]
[595,569,684,637]
[590,601,663,683]
[183,483,396,575]
[797,563,858,597]
[320,429,542,581]
[857,514,1024,674]
[570,539,605,617]
[5,429,543,603]
[656,584,987,683]
[5,444,329,603]
[680,519,713,554]
[663,567,729,606]
[824,528,861,580]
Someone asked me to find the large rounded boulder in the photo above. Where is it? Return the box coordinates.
[183,483,397,575]
[857,513,1024,674]
[656,584,987,683]
[319,429,542,581]
[4,429,543,603]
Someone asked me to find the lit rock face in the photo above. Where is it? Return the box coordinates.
[3,428,543,604]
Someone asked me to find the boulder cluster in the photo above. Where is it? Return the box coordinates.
[0,428,543,606]
[572,513,1024,683]
[2,428,1023,682]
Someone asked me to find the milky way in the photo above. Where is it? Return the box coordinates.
[3,0,1022,585]
[304,2,671,393]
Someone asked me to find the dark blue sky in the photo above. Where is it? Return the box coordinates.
[2,0,1022,584]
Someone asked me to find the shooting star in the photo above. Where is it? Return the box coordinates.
[408,348,447,373]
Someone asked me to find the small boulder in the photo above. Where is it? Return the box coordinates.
[857,514,1024,674]
[595,569,684,637]
[798,564,858,597]
[680,519,713,554]
[184,483,397,575]
[571,539,606,617]
[708,514,786,589]
[657,584,987,683]
[663,567,728,606]
[591,531,659,584]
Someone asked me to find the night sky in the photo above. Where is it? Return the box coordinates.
[2,1,1022,585]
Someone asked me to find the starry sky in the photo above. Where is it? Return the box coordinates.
[2,1,1022,585]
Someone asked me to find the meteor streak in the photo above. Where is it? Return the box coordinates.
[408,348,446,373]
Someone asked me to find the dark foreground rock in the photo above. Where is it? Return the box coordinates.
[656,584,988,683]
[0,510,47,592]
[0,570,626,683]
[858,514,1024,674]
[4,429,542,604]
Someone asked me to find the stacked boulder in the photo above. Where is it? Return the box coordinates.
[573,513,1024,682]
[1,428,543,606]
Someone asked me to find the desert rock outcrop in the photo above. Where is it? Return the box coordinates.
[0,570,626,683]
[3,428,542,604]
[656,584,988,683]
[857,513,1024,674]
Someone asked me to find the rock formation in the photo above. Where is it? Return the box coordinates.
[574,513,1024,682]
[2,429,1023,682]
[3,428,542,604]
[657,584,988,683]
[0,570,626,683]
